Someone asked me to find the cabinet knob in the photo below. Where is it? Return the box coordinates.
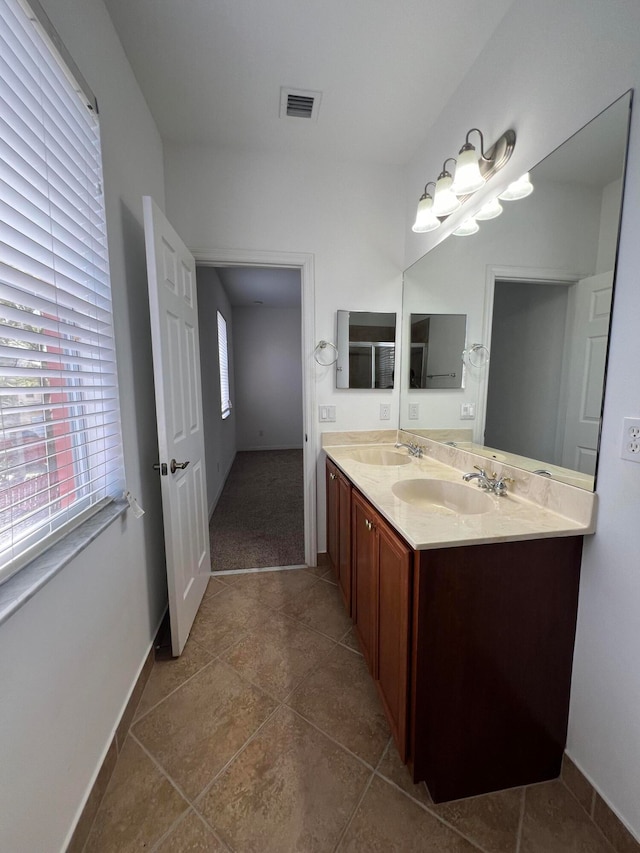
[365,518,375,531]
[330,472,337,480]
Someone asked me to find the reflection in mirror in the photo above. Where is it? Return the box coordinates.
[409,314,466,389]
[400,91,631,490]
[336,310,396,389]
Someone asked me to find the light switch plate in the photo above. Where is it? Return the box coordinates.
[460,402,476,420]
[318,405,336,422]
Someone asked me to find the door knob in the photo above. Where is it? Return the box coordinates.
[170,459,190,474]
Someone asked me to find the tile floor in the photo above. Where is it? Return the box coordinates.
[82,568,626,853]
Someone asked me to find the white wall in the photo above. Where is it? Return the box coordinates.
[403,0,640,837]
[0,0,167,850]
[196,267,237,515]
[164,146,405,546]
[233,306,303,451]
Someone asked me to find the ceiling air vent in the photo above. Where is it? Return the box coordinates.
[279,87,322,121]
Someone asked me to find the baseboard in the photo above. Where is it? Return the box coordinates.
[238,444,304,452]
[561,755,640,850]
[208,452,236,521]
[65,607,167,852]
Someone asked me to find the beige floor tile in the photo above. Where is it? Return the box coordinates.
[321,569,338,585]
[520,780,616,853]
[229,567,319,609]
[429,786,523,853]
[198,705,371,853]
[287,643,390,766]
[155,809,228,852]
[84,737,189,853]
[339,626,363,656]
[376,740,433,808]
[280,577,352,640]
[304,564,333,578]
[134,640,214,720]
[221,609,335,700]
[337,775,478,852]
[204,577,228,599]
[132,659,278,800]
[188,585,266,653]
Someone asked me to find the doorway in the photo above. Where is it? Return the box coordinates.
[194,249,316,572]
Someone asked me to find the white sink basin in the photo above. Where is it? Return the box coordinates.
[345,448,412,466]
[392,478,493,515]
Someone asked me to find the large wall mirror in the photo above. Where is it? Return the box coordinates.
[400,91,632,490]
[336,310,396,389]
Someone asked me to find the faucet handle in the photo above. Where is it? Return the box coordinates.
[474,465,487,476]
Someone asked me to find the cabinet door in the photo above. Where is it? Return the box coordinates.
[351,490,378,673]
[326,459,340,577]
[376,516,412,761]
[337,472,352,613]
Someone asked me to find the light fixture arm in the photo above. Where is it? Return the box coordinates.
[419,181,437,200]
[438,157,457,179]
[462,127,489,160]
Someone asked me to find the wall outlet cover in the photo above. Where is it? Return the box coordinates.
[408,403,419,420]
[621,417,640,461]
[460,402,476,420]
[380,403,391,421]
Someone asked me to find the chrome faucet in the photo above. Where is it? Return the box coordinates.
[395,441,424,458]
[462,466,513,496]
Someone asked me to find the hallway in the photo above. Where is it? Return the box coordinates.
[209,450,304,571]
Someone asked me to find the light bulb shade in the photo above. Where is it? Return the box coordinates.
[412,194,440,233]
[453,217,479,236]
[474,196,503,221]
[452,147,485,195]
[498,172,534,200]
[433,174,461,217]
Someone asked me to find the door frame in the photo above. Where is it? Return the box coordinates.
[192,247,317,567]
[479,264,581,447]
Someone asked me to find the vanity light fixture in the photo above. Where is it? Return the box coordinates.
[412,182,441,233]
[474,196,503,221]
[499,172,534,200]
[412,127,516,234]
[433,158,461,216]
[453,216,480,236]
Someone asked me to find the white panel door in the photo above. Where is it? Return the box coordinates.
[561,272,613,474]
[143,196,210,656]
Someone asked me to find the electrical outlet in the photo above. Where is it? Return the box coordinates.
[379,403,391,421]
[621,417,640,461]
[408,403,419,420]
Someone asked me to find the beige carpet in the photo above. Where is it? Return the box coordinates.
[209,449,304,572]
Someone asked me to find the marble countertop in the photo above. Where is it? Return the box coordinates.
[324,435,596,551]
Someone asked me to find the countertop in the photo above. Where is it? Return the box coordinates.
[324,437,596,551]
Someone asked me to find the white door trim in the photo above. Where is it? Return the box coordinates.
[192,247,317,567]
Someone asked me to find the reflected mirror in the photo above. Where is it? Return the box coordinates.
[336,310,396,389]
[409,313,466,389]
[400,92,631,489]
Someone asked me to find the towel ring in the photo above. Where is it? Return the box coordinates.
[314,340,339,366]
[462,343,490,368]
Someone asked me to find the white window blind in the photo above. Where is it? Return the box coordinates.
[217,310,231,419]
[0,0,124,583]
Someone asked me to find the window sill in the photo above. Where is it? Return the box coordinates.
[0,500,128,628]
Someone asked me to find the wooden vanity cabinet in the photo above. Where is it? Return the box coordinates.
[326,456,583,802]
[326,459,352,613]
[352,489,412,760]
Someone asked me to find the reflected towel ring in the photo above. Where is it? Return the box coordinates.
[314,340,339,366]
[462,343,490,368]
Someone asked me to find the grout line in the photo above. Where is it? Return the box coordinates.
[515,784,526,853]
[129,732,196,807]
[147,807,231,853]
[131,657,219,725]
[331,770,375,852]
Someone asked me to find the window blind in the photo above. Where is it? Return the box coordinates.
[217,310,231,419]
[0,0,124,583]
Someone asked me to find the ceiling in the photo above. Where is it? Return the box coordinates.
[198,266,301,308]
[102,0,515,166]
